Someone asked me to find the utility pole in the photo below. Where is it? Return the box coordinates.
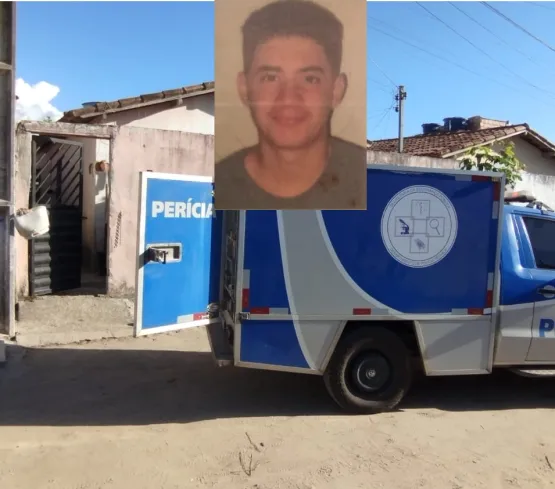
[395,85,407,153]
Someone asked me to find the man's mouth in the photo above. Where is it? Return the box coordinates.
[270,110,309,126]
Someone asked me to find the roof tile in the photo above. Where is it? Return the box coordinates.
[59,81,215,123]
[118,96,142,108]
[162,89,183,98]
[368,124,529,157]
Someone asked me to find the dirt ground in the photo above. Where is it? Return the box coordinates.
[1,328,555,489]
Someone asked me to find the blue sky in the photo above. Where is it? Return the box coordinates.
[16,1,555,141]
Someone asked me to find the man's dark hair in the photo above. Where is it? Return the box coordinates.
[241,0,344,74]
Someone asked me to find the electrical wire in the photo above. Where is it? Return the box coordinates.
[368,76,391,90]
[368,55,398,89]
[417,1,555,98]
[369,101,396,134]
[529,1,555,12]
[368,24,545,101]
[367,14,459,60]
[381,109,396,139]
[448,1,547,70]
[482,1,555,53]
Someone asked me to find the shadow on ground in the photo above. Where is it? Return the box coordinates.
[0,345,554,426]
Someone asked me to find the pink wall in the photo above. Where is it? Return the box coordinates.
[107,126,214,296]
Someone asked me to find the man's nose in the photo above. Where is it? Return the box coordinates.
[275,80,303,103]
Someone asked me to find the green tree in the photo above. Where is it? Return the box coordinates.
[459,142,525,187]
[42,116,54,122]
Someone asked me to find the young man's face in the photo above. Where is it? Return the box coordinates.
[238,35,347,151]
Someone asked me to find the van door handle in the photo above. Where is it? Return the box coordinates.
[538,287,555,296]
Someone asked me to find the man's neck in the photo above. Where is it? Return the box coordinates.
[245,136,332,198]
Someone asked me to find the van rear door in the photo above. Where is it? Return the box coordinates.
[134,171,222,336]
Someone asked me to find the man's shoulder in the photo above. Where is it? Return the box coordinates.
[329,137,367,169]
[216,147,252,169]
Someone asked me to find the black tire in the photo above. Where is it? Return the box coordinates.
[323,326,412,414]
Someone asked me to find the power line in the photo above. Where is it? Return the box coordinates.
[368,77,389,89]
[367,14,459,59]
[481,1,555,54]
[369,101,396,134]
[379,106,396,140]
[529,1,555,12]
[416,1,555,98]
[448,1,546,70]
[368,55,398,89]
[368,77,397,97]
[368,24,542,100]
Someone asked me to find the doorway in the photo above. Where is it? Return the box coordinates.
[28,135,84,296]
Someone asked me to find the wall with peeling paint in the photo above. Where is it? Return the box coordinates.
[107,126,214,296]
[84,94,214,275]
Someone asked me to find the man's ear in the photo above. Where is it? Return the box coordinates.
[237,72,249,106]
[331,73,348,109]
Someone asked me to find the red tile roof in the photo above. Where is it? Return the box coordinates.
[367,124,533,157]
[60,81,214,123]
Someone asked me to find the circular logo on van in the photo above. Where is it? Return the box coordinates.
[381,185,458,268]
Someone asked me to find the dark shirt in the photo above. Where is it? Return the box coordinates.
[214,136,367,210]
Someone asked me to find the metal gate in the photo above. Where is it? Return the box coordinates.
[29,136,84,296]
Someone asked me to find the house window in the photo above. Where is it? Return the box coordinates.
[523,216,555,270]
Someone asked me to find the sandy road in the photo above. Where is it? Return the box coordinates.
[1,328,555,489]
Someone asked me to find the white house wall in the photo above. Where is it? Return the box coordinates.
[86,94,214,269]
[493,137,555,177]
[488,138,555,207]
[512,173,555,209]
[70,136,99,271]
[100,94,214,135]
[94,138,109,259]
[107,126,213,296]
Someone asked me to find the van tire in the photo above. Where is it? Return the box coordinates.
[323,326,412,414]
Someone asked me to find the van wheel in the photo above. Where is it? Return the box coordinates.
[323,326,412,414]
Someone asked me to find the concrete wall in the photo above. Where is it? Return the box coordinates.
[70,136,102,271]
[82,93,214,270]
[76,137,110,272]
[467,138,555,207]
[367,151,456,170]
[14,130,31,298]
[512,172,555,209]
[99,94,214,135]
[497,138,555,177]
[107,126,214,297]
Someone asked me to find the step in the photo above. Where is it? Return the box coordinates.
[510,368,555,378]
[205,321,233,367]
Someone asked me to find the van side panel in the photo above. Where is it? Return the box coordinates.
[234,167,502,375]
[321,170,498,313]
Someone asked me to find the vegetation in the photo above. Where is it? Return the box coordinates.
[459,142,525,187]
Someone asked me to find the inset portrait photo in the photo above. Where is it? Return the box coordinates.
[214,0,367,210]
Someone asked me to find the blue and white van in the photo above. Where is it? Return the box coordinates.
[134,165,555,413]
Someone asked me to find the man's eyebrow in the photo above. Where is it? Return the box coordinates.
[255,65,282,73]
[299,66,326,74]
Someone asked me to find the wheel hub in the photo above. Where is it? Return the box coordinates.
[352,353,390,392]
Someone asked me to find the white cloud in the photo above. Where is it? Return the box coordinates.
[15,78,63,122]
